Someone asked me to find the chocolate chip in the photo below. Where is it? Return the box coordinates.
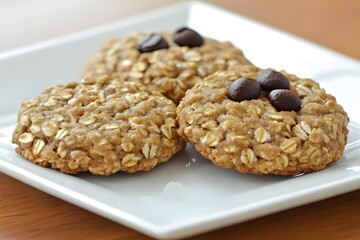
[256,70,290,91]
[173,27,204,48]
[228,78,261,102]
[268,89,301,111]
[137,33,169,53]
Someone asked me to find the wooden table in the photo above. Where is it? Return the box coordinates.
[1,0,360,239]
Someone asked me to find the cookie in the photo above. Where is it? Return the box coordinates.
[12,75,186,175]
[177,65,349,175]
[82,27,252,104]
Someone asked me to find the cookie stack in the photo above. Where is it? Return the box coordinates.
[12,27,349,176]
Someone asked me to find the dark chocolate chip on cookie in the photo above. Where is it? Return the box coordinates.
[173,27,204,48]
[268,89,301,111]
[228,78,261,102]
[256,70,290,91]
[137,33,169,53]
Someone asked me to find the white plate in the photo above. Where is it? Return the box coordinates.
[1,1,360,239]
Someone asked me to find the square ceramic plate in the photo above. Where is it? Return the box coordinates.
[1,1,360,239]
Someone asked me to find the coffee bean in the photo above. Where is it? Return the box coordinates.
[268,89,301,111]
[173,27,204,48]
[256,70,290,91]
[137,33,169,53]
[228,78,261,102]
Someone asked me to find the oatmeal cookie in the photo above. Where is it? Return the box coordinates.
[82,27,252,104]
[177,65,349,175]
[12,75,185,175]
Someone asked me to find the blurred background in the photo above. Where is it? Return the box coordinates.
[0,0,359,59]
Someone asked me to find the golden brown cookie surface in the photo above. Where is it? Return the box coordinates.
[12,76,185,175]
[177,65,349,175]
[82,30,251,104]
